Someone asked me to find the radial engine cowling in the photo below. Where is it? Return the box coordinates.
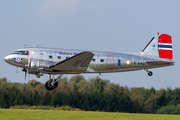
[29,60,55,71]
[30,60,40,70]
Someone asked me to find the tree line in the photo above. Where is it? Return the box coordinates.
[0,76,180,114]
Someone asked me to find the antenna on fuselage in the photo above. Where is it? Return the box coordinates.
[24,44,29,48]
[36,44,40,47]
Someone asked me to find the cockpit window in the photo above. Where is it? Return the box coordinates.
[13,51,29,55]
[13,51,19,54]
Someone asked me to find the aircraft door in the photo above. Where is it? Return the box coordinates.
[106,56,114,70]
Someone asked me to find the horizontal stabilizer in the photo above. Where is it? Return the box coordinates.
[146,61,174,66]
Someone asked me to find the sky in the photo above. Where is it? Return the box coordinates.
[0,0,179,90]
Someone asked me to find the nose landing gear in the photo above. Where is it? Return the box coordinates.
[144,68,153,76]
[45,74,63,91]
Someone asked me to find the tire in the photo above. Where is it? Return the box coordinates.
[148,71,153,76]
[53,81,58,89]
[45,81,53,91]
[45,79,58,91]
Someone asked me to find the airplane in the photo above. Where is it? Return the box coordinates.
[4,32,174,91]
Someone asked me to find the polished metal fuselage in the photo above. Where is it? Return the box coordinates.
[4,47,173,75]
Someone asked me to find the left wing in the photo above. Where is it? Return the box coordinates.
[49,52,94,72]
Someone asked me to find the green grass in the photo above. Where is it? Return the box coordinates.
[0,109,180,120]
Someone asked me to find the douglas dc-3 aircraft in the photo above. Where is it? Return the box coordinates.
[4,32,174,90]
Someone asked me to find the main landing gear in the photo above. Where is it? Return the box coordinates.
[45,74,63,91]
[144,68,153,76]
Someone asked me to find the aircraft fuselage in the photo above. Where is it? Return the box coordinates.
[4,33,175,91]
[4,47,173,75]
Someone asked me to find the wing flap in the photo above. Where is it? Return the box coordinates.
[49,52,94,72]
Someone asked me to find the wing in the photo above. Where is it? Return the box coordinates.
[49,52,94,73]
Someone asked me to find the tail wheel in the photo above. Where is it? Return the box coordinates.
[148,71,153,76]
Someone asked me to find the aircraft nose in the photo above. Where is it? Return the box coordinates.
[4,56,8,62]
[4,55,10,63]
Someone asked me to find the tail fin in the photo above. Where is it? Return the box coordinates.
[142,32,173,59]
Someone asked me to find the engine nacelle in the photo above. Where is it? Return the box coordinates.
[30,60,39,70]
[29,60,56,71]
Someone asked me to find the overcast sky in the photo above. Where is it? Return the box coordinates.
[0,0,179,89]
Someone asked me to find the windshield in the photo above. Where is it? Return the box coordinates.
[13,51,29,55]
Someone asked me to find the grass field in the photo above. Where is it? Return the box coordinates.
[0,109,180,120]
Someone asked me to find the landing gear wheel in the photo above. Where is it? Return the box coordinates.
[48,79,58,89]
[45,81,53,91]
[45,79,58,91]
[148,71,153,76]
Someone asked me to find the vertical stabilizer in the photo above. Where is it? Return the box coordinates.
[142,32,159,58]
[142,33,173,59]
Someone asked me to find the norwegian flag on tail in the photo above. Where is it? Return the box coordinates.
[158,34,173,59]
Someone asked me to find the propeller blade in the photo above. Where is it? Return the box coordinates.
[16,67,19,73]
[25,70,27,81]
[22,68,27,81]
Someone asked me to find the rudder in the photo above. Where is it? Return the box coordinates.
[158,34,173,59]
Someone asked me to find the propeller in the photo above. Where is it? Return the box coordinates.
[16,67,19,73]
[22,68,27,81]
[25,70,27,80]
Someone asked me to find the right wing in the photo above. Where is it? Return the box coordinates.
[49,51,94,72]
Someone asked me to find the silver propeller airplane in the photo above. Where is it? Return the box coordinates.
[4,32,174,90]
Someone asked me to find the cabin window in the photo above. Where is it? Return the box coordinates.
[40,53,43,55]
[92,59,96,62]
[66,57,69,59]
[57,56,61,59]
[49,55,53,59]
[100,59,104,62]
